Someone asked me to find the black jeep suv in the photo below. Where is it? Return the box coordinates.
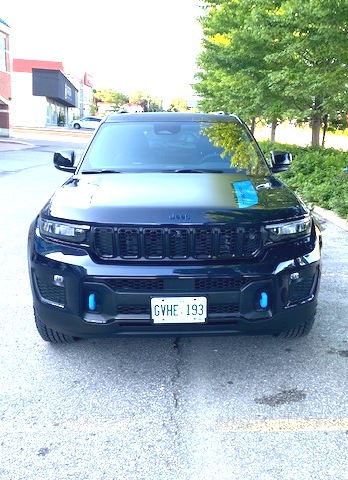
[27,112,322,343]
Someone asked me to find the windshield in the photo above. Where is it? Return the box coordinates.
[79,120,269,176]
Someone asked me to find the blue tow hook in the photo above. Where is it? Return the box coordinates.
[88,293,97,311]
[259,291,269,309]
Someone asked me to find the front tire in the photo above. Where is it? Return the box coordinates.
[275,315,315,339]
[73,123,81,129]
[34,308,80,343]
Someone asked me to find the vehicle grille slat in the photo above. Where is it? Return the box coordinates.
[94,227,114,257]
[118,227,139,258]
[169,227,190,258]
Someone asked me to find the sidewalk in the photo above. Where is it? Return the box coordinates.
[0,137,35,151]
[313,206,348,232]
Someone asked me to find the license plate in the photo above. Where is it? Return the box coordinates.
[151,296,207,324]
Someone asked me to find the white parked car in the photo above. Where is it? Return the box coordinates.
[71,116,102,129]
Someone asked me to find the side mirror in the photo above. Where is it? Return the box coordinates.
[53,150,76,172]
[270,150,292,173]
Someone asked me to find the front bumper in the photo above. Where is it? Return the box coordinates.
[28,221,322,338]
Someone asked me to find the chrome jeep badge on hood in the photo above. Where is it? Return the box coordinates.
[169,213,190,221]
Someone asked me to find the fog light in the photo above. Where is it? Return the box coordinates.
[53,275,64,287]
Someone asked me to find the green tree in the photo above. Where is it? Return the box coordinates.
[128,90,163,112]
[194,0,348,146]
[194,0,287,136]
[264,0,348,146]
[93,89,128,112]
[167,97,188,112]
[203,122,266,174]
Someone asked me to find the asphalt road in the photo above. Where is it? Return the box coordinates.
[0,133,347,480]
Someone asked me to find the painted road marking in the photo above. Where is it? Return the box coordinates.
[217,418,348,433]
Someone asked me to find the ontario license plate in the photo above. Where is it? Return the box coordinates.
[151,296,207,324]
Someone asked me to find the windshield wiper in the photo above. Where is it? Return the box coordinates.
[80,169,122,174]
[162,169,224,173]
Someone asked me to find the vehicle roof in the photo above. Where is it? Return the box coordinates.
[104,111,242,124]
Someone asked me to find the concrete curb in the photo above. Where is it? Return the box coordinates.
[313,206,348,232]
[0,138,36,151]
[0,138,34,146]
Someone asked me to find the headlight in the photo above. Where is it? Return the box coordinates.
[39,217,90,243]
[265,216,311,242]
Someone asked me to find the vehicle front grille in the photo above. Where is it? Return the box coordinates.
[92,225,262,260]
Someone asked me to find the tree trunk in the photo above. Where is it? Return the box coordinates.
[321,114,328,147]
[250,117,256,135]
[311,112,321,147]
[270,120,277,142]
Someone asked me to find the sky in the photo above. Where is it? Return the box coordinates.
[1,0,204,104]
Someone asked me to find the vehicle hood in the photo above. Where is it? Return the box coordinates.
[42,173,308,224]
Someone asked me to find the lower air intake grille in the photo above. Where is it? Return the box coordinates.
[288,275,315,302]
[194,277,249,291]
[85,276,247,293]
[36,278,65,306]
[103,278,164,291]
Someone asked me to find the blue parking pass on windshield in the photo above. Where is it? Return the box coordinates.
[233,181,258,208]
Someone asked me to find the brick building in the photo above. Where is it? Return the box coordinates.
[0,17,11,137]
